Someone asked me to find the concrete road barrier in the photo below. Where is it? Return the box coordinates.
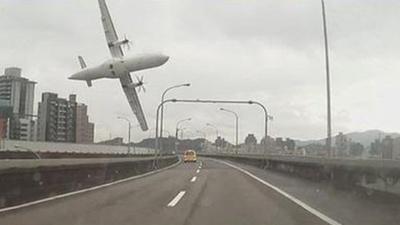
[0,150,156,159]
[200,153,400,198]
[0,156,178,209]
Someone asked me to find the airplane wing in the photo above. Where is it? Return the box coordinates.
[98,0,148,131]
[98,0,124,58]
[119,73,149,131]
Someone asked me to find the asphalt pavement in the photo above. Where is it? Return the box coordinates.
[0,157,373,225]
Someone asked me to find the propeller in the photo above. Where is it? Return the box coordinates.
[122,34,132,51]
[135,75,147,93]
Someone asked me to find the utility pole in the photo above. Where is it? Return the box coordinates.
[321,0,332,157]
[174,118,191,153]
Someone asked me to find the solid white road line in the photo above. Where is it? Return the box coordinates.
[196,169,200,173]
[0,159,182,213]
[190,176,197,182]
[214,159,343,225]
[167,191,186,207]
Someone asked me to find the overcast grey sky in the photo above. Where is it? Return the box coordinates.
[1,0,400,143]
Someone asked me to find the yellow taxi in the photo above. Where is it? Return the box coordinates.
[183,150,197,163]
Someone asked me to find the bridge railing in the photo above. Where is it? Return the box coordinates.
[200,152,400,197]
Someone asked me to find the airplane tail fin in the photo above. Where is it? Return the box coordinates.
[78,56,87,69]
[77,56,92,87]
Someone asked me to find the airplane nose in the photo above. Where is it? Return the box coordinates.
[69,72,81,80]
[160,54,169,64]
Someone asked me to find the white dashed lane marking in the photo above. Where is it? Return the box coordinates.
[167,191,186,207]
[168,161,201,208]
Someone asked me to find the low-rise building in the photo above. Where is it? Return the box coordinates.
[335,132,350,157]
[393,137,400,159]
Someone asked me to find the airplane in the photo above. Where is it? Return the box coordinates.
[69,0,169,131]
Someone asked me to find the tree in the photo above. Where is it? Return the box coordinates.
[244,134,257,145]
[370,139,381,155]
[286,138,296,151]
[350,142,364,157]
[215,137,228,148]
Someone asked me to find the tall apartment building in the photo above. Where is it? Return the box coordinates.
[88,122,94,143]
[18,118,37,141]
[0,67,36,140]
[37,93,94,143]
[76,103,95,143]
[37,93,77,142]
[0,99,12,140]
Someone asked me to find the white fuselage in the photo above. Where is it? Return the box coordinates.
[69,53,169,81]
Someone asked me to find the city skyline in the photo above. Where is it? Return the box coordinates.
[1,1,400,142]
[0,67,95,144]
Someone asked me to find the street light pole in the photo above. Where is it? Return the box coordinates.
[206,123,220,152]
[321,0,332,157]
[147,128,170,154]
[148,128,171,138]
[196,130,207,151]
[160,83,191,152]
[220,108,239,150]
[175,118,192,138]
[179,127,188,139]
[118,116,132,154]
[175,118,191,153]
[206,123,219,139]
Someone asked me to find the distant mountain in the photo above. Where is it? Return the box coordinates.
[295,129,400,147]
[345,130,400,146]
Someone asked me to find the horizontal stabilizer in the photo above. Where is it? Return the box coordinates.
[78,56,87,69]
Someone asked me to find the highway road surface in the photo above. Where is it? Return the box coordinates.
[0,158,397,225]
